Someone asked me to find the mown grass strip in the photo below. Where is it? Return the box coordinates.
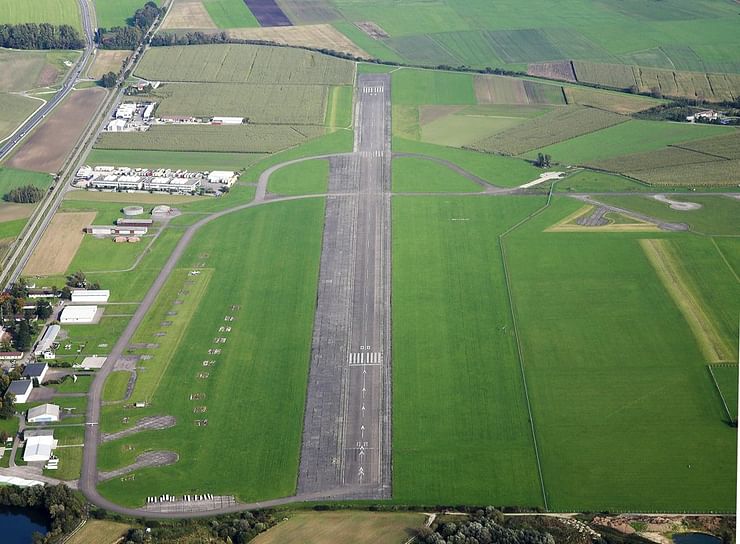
[641,239,733,363]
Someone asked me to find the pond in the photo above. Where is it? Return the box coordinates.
[673,533,722,544]
[0,506,49,544]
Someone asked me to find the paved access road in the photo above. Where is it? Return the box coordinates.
[297,74,392,499]
[0,0,95,161]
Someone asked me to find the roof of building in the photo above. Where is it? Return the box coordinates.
[27,404,60,421]
[71,289,110,298]
[23,434,55,461]
[60,305,98,320]
[36,325,60,351]
[75,356,106,369]
[22,363,48,378]
[24,429,54,438]
[6,380,33,396]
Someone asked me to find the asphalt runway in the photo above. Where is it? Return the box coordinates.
[297,74,392,498]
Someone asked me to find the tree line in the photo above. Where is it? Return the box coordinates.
[97,2,164,50]
[4,185,46,204]
[0,23,83,50]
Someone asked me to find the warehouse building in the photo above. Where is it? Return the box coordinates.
[116,218,153,227]
[60,306,98,324]
[22,363,49,384]
[6,380,33,404]
[143,103,155,120]
[142,177,200,193]
[23,430,56,462]
[71,289,110,304]
[34,324,60,357]
[27,404,60,424]
[84,226,148,236]
[207,171,237,187]
[115,103,136,119]
[106,119,128,132]
[211,116,244,125]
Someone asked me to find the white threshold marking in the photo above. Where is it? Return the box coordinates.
[348,352,383,365]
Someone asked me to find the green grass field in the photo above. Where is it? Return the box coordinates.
[525,121,732,165]
[0,93,40,141]
[0,218,28,238]
[709,365,738,422]
[0,167,53,195]
[85,149,267,172]
[0,49,79,92]
[504,197,736,511]
[555,171,651,193]
[392,68,476,106]
[392,195,546,506]
[94,0,159,28]
[0,0,81,29]
[325,86,353,129]
[392,157,481,193]
[596,195,740,236]
[202,0,259,28]
[268,159,329,196]
[97,199,325,506]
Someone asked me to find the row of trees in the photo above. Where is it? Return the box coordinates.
[0,484,87,543]
[0,23,83,50]
[97,2,164,50]
[3,185,46,204]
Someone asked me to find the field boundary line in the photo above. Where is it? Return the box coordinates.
[706,364,734,423]
[498,186,556,511]
[710,237,740,284]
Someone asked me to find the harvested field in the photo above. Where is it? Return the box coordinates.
[96,124,324,153]
[135,44,353,85]
[625,159,740,187]
[356,21,389,40]
[244,0,292,26]
[88,50,129,80]
[675,131,740,160]
[641,239,733,362]
[419,105,464,126]
[472,106,627,156]
[564,87,657,114]
[161,0,217,29]
[148,82,329,124]
[527,61,576,82]
[24,212,95,275]
[475,75,527,104]
[66,520,130,544]
[572,61,638,90]
[228,24,367,58]
[0,202,37,222]
[252,511,425,544]
[589,146,721,173]
[8,87,106,173]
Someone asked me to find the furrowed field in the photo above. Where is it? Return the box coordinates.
[97,199,325,506]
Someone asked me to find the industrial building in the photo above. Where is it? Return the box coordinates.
[207,171,237,187]
[22,363,49,384]
[115,103,136,119]
[143,177,200,193]
[60,305,98,324]
[34,324,60,357]
[6,380,33,403]
[116,218,152,227]
[27,404,60,423]
[85,225,148,236]
[70,289,110,304]
[23,430,56,462]
[211,116,244,125]
[106,119,127,132]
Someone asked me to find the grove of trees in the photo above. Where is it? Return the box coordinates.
[416,508,555,544]
[0,23,84,49]
[4,185,45,203]
[98,2,164,50]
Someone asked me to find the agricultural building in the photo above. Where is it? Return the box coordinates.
[75,166,94,180]
[122,205,144,216]
[71,289,110,303]
[60,305,98,324]
[0,352,23,360]
[115,103,136,119]
[23,430,56,462]
[207,171,237,186]
[85,226,148,236]
[75,356,106,369]
[106,119,127,132]
[34,324,60,356]
[6,380,33,403]
[22,363,48,383]
[116,218,153,227]
[27,404,60,423]
[211,116,243,125]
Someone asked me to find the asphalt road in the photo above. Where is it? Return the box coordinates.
[0,0,95,161]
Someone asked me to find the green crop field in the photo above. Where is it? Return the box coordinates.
[202,0,259,28]
[392,157,481,193]
[392,68,476,106]
[0,0,81,29]
[85,149,267,172]
[325,86,353,129]
[97,199,325,507]
[563,86,659,114]
[392,195,546,506]
[474,75,565,105]
[624,160,740,186]
[595,195,740,236]
[268,159,329,196]
[96,124,325,154]
[555,171,650,193]
[473,106,628,156]
[675,131,740,160]
[0,218,27,238]
[94,0,159,28]
[0,92,40,139]
[145,82,329,124]
[525,121,731,165]
[135,44,354,85]
[0,167,53,195]
[503,197,736,511]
